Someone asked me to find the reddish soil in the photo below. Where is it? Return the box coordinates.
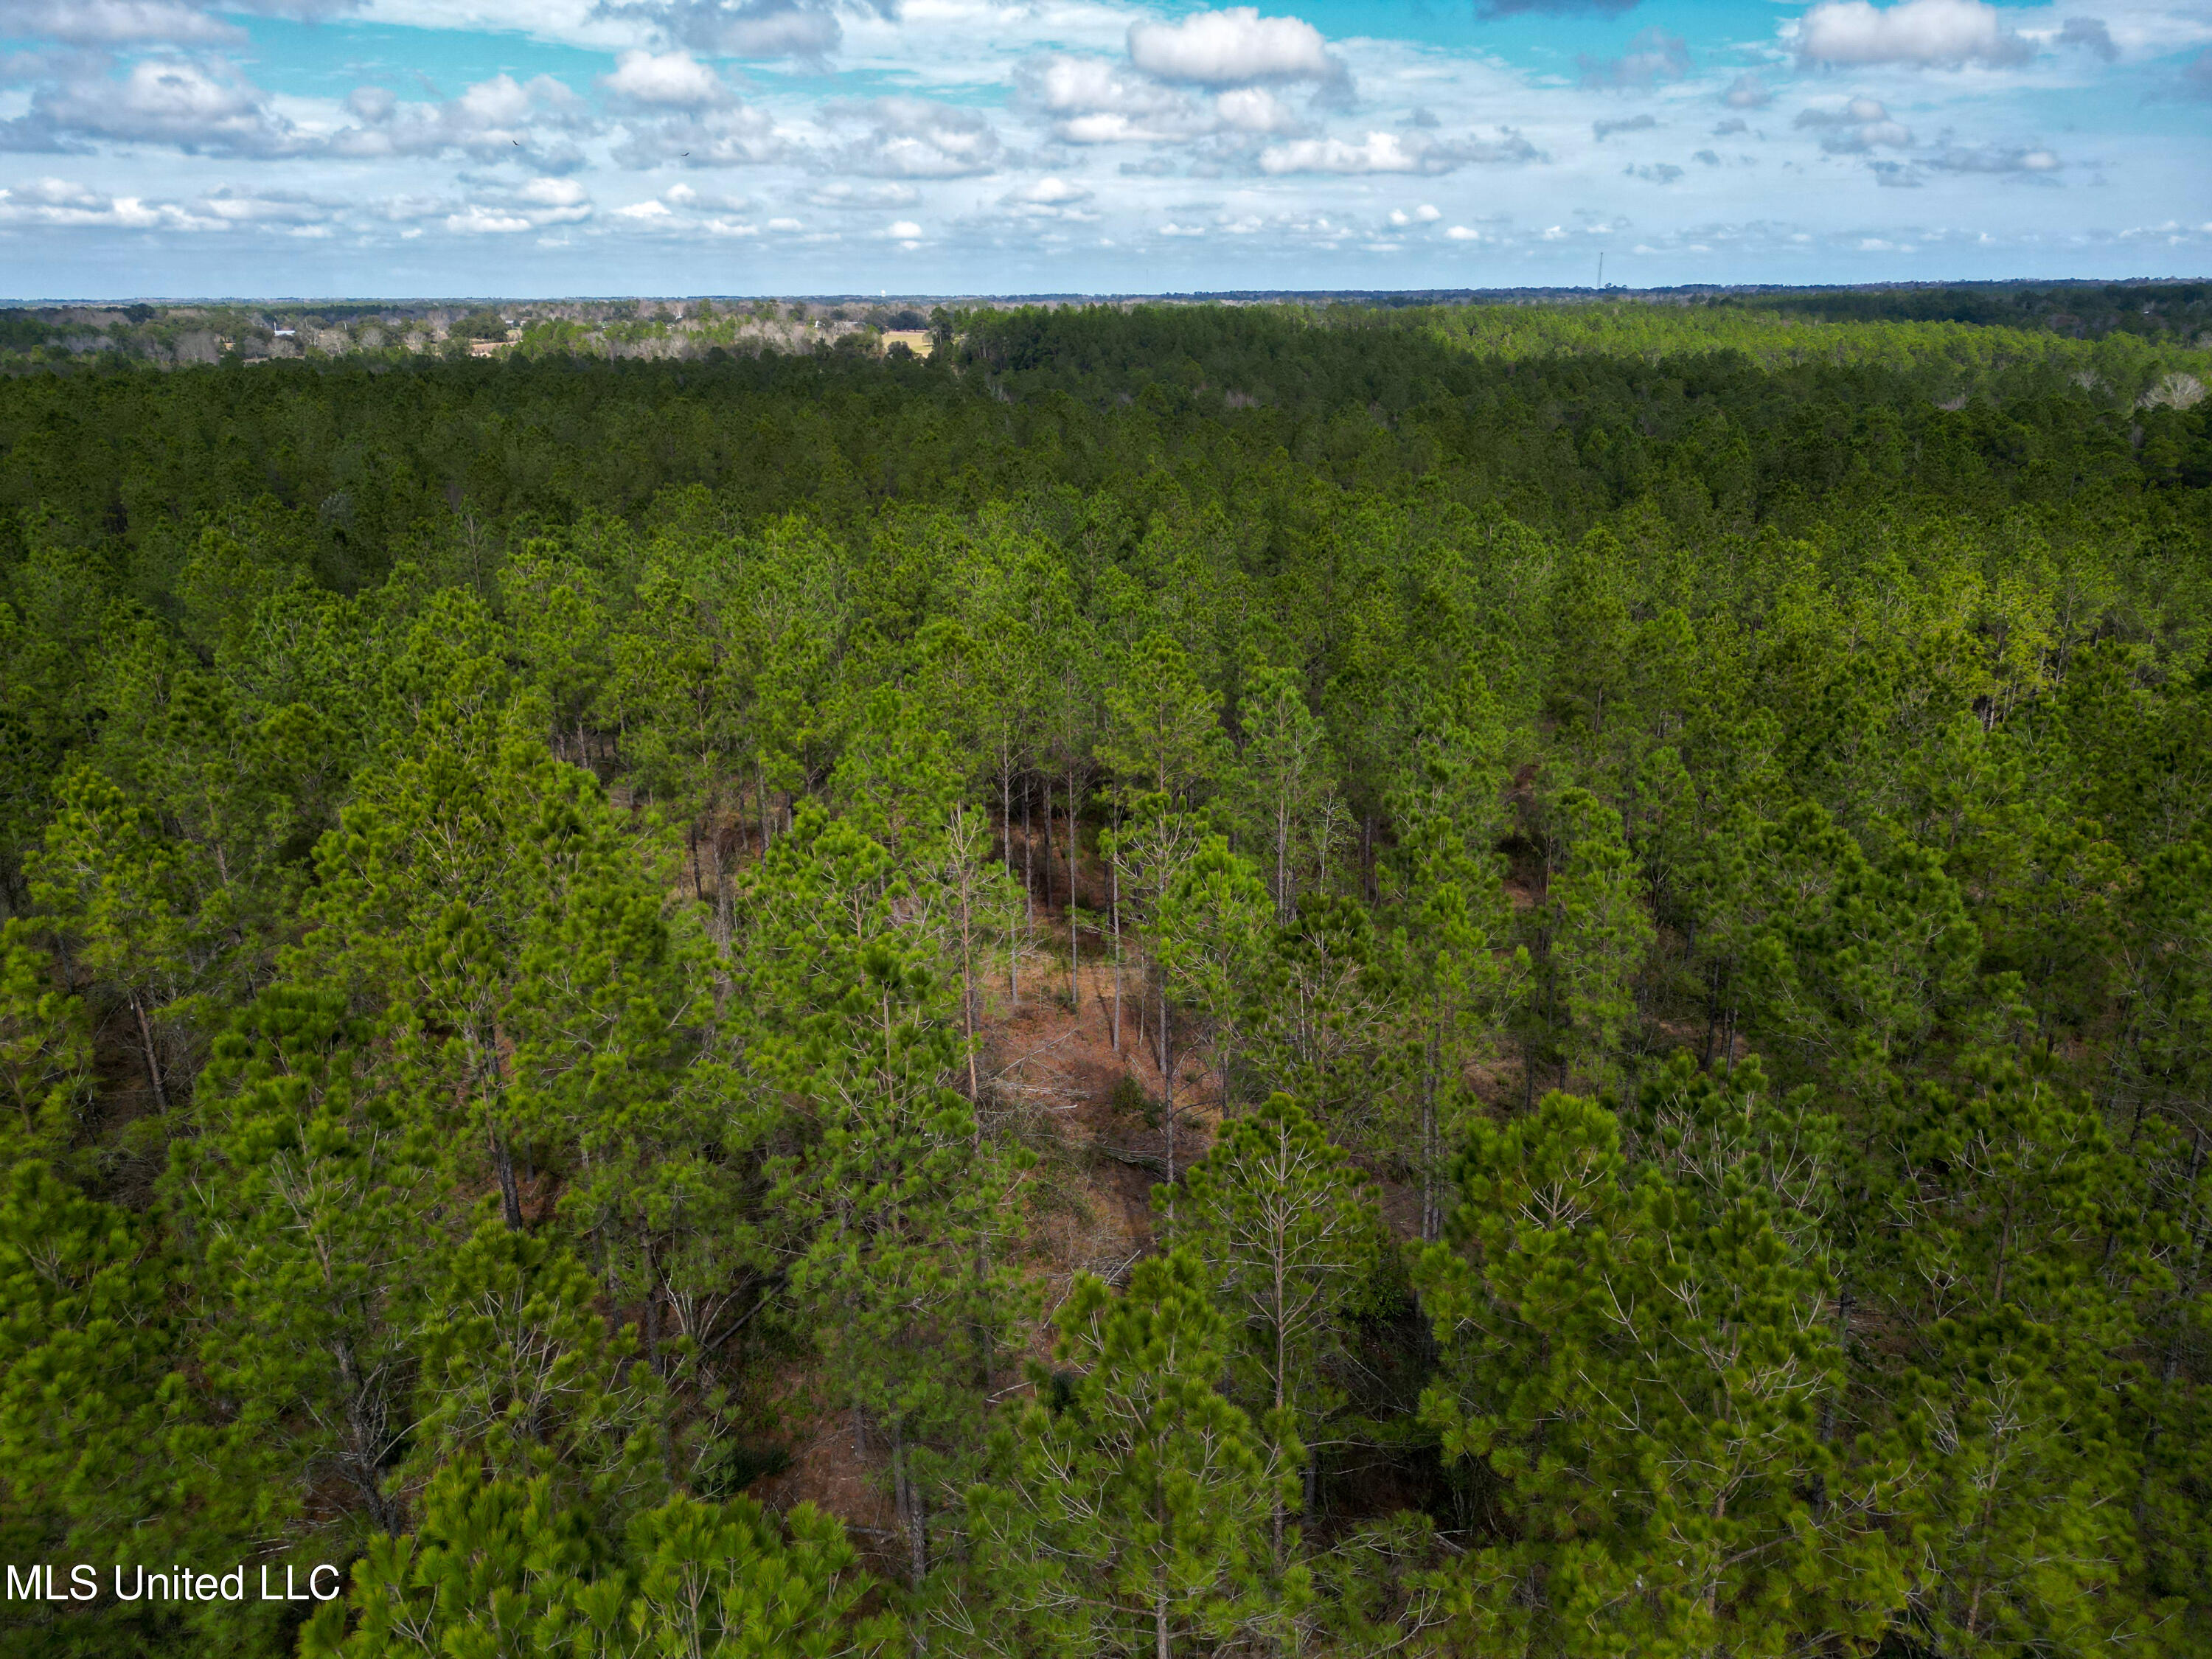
[753,874,1231,1546]
[734,827,1531,1552]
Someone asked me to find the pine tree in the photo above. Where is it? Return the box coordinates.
[832,684,962,871]
[1100,798,1214,1182]
[1544,528,1635,765]
[0,919,93,1165]
[408,1216,670,1519]
[1099,633,1227,809]
[1154,835,1271,1161]
[1388,795,1515,1241]
[1413,1074,1906,1656]
[1232,667,1336,924]
[742,806,1028,1587]
[301,1465,602,1659]
[1243,894,1404,1162]
[602,552,748,911]
[501,545,611,771]
[1166,1093,1384,1565]
[1042,617,1102,1018]
[301,1463,894,1659]
[0,541,114,914]
[163,989,433,1541]
[1520,787,1655,1099]
[299,598,720,1292]
[0,1161,190,1658]
[29,766,223,1112]
[1717,801,1980,1105]
[959,1250,1299,1659]
[956,540,1058,1001]
[1852,1052,2159,1655]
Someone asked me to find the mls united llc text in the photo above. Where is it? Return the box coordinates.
[6,1563,341,1603]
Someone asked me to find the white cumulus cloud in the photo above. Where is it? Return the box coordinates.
[445,175,591,234]
[445,205,534,234]
[1724,72,1773,108]
[195,185,337,227]
[0,56,309,156]
[1258,126,1540,173]
[1927,142,2061,173]
[1001,175,1097,218]
[1013,176,1090,206]
[0,0,242,45]
[611,102,787,170]
[829,97,1004,178]
[0,173,222,228]
[1795,0,2033,68]
[601,50,728,109]
[1794,95,1914,150]
[1127,7,1340,86]
[1015,55,1200,144]
[1214,86,1304,133]
[1259,131,1412,173]
[334,72,594,171]
[591,0,842,60]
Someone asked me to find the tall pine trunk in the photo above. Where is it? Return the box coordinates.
[710,824,731,950]
[1067,760,1082,1015]
[1158,973,1176,1189]
[1275,800,1291,923]
[892,1425,928,1589]
[1273,1250,1289,1566]
[1422,1023,1441,1243]
[1110,804,1123,1054]
[1003,748,1018,1009]
[639,1225,663,1372]
[129,990,167,1112]
[494,1125,523,1230]
[956,808,981,1101]
[1040,779,1054,910]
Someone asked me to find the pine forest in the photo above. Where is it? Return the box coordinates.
[3,291,2212,1658]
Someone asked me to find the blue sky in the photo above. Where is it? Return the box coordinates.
[1,0,2207,298]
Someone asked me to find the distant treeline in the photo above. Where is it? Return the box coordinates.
[5,282,2209,369]
[1718,280,2212,341]
[3,302,2207,600]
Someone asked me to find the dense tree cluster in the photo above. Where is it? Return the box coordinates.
[2,299,2211,1658]
[1711,282,2212,343]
